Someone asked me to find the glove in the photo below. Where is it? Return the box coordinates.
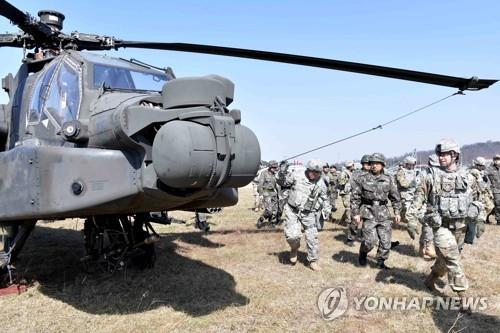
[407,223,419,240]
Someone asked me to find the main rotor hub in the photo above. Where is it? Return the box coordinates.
[38,10,65,32]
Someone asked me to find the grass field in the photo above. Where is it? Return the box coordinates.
[1,185,499,332]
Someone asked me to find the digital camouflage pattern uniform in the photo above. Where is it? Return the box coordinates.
[406,165,484,292]
[346,168,369,243]
[485,155,500,224]
[338,165,353,225]
[396,165,418,222]
[278,163,331,263]
[252,168,264,211]
[352,168,401,262]
[329,167,339,212]
[469,164,494,226]
[257,165,279,227]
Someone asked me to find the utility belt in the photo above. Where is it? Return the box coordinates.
[440,218,467,231]
[362,199,388,206]
[287,203,313,215]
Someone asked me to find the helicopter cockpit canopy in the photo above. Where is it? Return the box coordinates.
[83,53,170,92]
[28,55,82,128]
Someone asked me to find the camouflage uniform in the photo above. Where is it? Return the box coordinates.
[257,163,279,227]
[278,161,331,264]
[406,140,485,293]
[352,160,401,264]
[338,164,353,224]
[485,155,500,224]
[469,160,494,225]
[345,168,369,243]
[328,167,339,211]
[395,164,418,222]
[252,168,264,211]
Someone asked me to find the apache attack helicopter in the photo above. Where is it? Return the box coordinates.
[0,0,496,283]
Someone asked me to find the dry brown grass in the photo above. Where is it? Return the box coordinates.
[1,186,499,332]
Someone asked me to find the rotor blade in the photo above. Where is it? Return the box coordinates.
[116,41,497,91]
[0,0,53,41]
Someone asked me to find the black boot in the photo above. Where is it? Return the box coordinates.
[358,250,368,267]
[256,217,265,229]
[390,241,400,249]
[376,259,390,270]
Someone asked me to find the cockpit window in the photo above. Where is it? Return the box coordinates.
[93,64,169,91]
[44,61,81,125]
[28,57,82,128]
[28,60,59,124]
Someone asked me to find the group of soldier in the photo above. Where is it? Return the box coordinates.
[252,138,500,311]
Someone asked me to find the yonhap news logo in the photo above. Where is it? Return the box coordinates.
[317,286,488,320]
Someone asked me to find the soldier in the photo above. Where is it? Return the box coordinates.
[338,161,355,227]
[470,157,494,229]
[329,165,339,213]
[352,153,401,269]
[485,154,500,224]
[276,160,291,223]
[345,154,371,246]
[413,155,439,260]
[406,139,485,308]
[252,167,265,212]
[257,160,280,228]
[277,160,331,271]
[317,163,332,230]
[396,156,418,222]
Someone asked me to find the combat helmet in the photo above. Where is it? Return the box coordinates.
[268,160,279,168]
[435,138,460,155]
[360,154,371,164]
[403,156,417,165]
[369,153,386,166]
[345,160,354,168]
[494,154,500,160]
[473,157,486,166]
[306,159,322,172]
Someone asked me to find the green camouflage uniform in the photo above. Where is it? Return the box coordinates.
[346,169,368,242]
[485,163,500,223]
[329,170,339,211]
[406,166,485,292]
[258,169,279,224]
[252,169,264,210]
[338,169,352,224]
[352,172,401,260]
[278,170,331,262]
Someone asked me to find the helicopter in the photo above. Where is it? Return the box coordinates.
[0,0,496,283]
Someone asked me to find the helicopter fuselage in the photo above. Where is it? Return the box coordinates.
[0,50,261,222]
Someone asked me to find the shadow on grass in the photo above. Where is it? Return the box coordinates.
[268,251,308,266]
[16,225,249,316]
[431,309,500,333]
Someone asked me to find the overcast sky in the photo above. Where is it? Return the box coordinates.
[1,1,498,163]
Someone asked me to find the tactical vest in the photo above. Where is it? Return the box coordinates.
[430,168,472,219]
[260,170,277,191]
[287,172,325,212]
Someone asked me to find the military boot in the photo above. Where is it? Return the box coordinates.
[309,261,322,272]
[424,271,440,292]
[376,259,390,270]
[390,241,400,249]
[358,250,368,267]
[289,242,300,265]
[256,217,265,229]
[423,241,436,260]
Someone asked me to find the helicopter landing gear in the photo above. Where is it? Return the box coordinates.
[0,221,36,287]
[82,215,160,273]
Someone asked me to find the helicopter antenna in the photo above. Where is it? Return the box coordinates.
[283,91,463,161]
